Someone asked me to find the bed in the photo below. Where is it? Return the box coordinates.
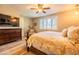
[27,31,79,55]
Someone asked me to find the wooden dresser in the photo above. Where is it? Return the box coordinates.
[0,28,22,45]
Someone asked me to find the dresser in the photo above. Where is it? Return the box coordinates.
[0,28,22,45]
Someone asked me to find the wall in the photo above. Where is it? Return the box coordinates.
[19,17,31,38]
[0,5,31,39]
[33,10,79,32]
[0,5,19,17]
[58,10,79,31]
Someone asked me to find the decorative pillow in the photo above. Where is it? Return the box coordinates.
[67,26,75,38]
[67,26,79,43]
[62,28,68,37]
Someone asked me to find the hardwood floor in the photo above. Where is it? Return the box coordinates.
[0,40,35,55]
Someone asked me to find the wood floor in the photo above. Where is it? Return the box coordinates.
[0,40,35,55]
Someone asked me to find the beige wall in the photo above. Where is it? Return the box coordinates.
[58,10,79,31]
[20,17,31,38]
[33,10,79,32]
[0,5,31,39]
[0,5,19,17]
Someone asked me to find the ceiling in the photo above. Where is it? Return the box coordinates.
[0,4,77,18]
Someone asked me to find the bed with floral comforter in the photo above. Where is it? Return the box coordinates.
[27,31,79,55]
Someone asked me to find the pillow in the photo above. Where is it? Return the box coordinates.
[67,26,75,38]
[62,28,68,37]
[67,26,79,43]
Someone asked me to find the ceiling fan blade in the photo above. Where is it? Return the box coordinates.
[42,11,46,13]
[43,7,50,10]
[31,8,37,10]
[36,11,39,13]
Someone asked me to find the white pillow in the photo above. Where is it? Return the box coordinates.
[67,26,75,38]
[62,28,68,37]
[67,26,79,43]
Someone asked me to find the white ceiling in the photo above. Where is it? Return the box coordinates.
[0,4,76,18]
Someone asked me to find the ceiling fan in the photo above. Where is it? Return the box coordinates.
[30,4,50,13]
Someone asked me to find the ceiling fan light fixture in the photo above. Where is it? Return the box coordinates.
[36,11,39,13]
[42,11,46,13]
[30,4,50,14]
[37,8,42,12]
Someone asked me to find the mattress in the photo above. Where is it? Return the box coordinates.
[27,31,79,55]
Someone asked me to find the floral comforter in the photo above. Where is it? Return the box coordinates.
[27,31,79,55]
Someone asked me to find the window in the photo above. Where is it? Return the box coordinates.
[39,16,57,30]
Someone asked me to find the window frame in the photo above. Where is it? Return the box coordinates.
[39,16,57,30]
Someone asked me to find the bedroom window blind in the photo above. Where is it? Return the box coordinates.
[39,16,57,30]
